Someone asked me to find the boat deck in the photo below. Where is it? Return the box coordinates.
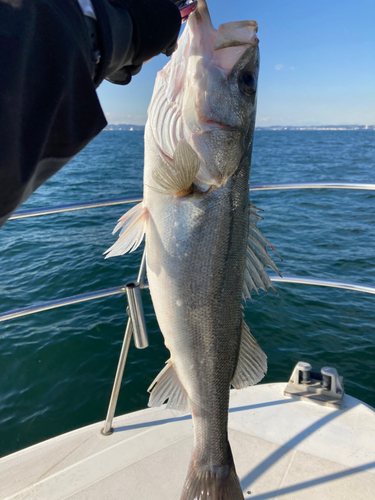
[1,383,375,500]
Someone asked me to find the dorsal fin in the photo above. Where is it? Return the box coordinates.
[242,203,282,300]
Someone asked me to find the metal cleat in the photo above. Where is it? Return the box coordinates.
[284,361,345,409]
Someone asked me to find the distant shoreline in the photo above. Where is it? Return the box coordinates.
[104,124,144,131]
[254,125,375,131]
[104,124,375,132]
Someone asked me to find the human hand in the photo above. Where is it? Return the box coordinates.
[106,0,181,85]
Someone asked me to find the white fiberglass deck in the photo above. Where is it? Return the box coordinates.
[1,383,375,500]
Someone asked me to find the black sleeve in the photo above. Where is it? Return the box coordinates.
[0,0,181,228]
[97,0,181,85]
[0,0,106,228]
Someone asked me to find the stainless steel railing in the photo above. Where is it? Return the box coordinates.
[249,182,375,192]
[1,275,375,323]
[2,271,374,433]
[0,287,128,322]
[268,276,375,295]
[8,183,375,220]
[9,196,142,220]
[3,182,375,434]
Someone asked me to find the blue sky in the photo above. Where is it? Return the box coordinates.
[97,0,375,126]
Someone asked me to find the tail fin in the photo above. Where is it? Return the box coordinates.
[180,449,244,500]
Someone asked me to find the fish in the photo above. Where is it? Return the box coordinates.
[105,1,280,498]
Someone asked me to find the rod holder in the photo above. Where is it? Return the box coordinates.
[126,282,148,349]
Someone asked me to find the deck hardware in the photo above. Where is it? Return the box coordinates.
[284,361,345,408]
[297,361,312,384]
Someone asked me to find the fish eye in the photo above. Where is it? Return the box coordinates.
[238,71,257,96]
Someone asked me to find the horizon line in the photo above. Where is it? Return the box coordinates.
[104,123,375,129]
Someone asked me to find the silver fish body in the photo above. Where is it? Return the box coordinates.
[106,2,279,498]
[146,159,252,500]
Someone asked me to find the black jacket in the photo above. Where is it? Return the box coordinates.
[0,0,180,227]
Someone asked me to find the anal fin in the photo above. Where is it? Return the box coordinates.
[148,359,190,413]
[231,319,267,389]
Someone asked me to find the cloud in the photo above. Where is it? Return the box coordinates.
[275,64,295,71]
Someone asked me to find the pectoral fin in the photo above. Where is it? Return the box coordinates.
[231,319,267,389]
[148,359,190,412]
[152,140,200,196]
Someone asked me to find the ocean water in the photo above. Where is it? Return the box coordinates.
[0,130,374,458]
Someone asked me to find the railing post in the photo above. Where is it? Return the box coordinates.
[101,248,148,436]
[101,316,133,435]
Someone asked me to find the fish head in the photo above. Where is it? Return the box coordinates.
[182,1,260,188]
[147,0,260,191]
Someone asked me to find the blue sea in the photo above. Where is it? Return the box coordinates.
[1,130,374,458]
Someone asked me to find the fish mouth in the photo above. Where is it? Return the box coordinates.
[197,110,237,132]
[200,118,236,132]
[213,21,259,51]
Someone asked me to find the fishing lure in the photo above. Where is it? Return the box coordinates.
[175,0,198,23]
